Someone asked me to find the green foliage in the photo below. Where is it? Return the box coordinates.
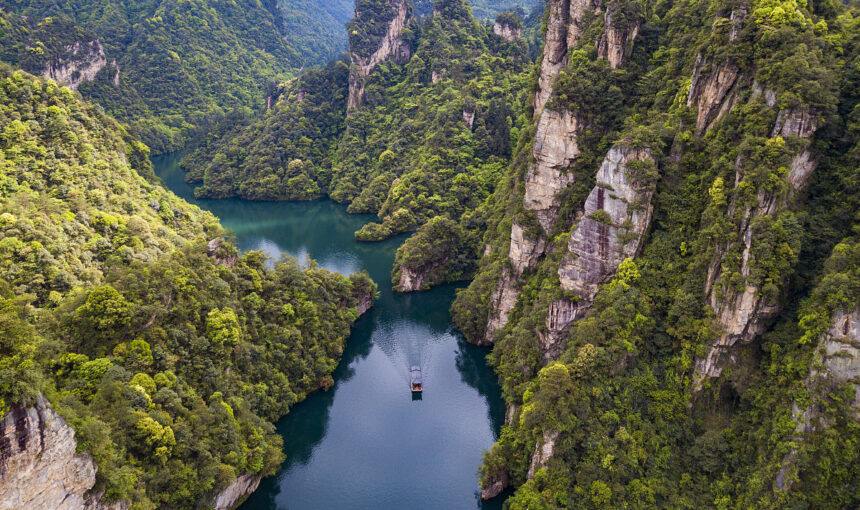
[185,1,533,243]
[0,66,377,508]
[391,215,481,289]
[454,0,860,506]
[182,59,351,200]
[0,0,302,153]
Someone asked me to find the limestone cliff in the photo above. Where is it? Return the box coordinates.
[694,102,820,385]
[394,258,449,292]
[596,2,641,69]
[0,393,275,510]
[484,268,520,344]
[0,394,125,510]
[551,146,656,348]
[687,54,741,134]
[535,0,601,115]
[493,20,521,41]
[41,39,114,91]
[212,473,262,510]
[526,430,560,480]
[347,0,413,110]
[525,108,580,233]
[686,5,749,134]
[775,308,860,491]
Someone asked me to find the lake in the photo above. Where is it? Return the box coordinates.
[153,152,507,509]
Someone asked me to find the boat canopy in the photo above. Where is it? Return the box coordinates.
[410,366,423,384]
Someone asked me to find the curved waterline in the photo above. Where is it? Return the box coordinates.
[153,152,508,509]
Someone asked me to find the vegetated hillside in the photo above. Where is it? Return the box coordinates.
[278,0,355,66]
[0,0,302,153]
[183,0,533,253]
[414,0,540,19]
[0,64,375,508]
[439,0,860,506]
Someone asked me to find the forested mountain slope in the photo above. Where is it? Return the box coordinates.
[433,0,860,506]
[183,0,534,252]
[278,0,354,66]
[0,64,375,509]
[0,0,301,153]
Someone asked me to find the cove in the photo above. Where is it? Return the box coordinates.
[153,152,508,509]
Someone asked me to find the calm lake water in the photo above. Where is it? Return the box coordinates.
[153,153,507,510]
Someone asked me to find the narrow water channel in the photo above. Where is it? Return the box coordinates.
[153,152,507,509]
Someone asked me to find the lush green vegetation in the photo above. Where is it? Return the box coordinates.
[278,0,354,65]
[414,0,539,19]
[2,0,859,506]
[447,0,860,506]
[0,65,376,508]
[391,215,480,290]
[184,0,533,247]
[0,0,302,153]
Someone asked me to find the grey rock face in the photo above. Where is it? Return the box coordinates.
[555,147,655,333]
[463,108,476,130]
[485,269,520,344]
[0,394,125,510]
[347,0,412,110]
[42,40,109,91]
[775,308,860,491]
[493,21,521,41]
[213,473,262,510]
[687,54,740,134]
[596,3,641,69]
[534,0,601,115]
[526,430,560,480]
[395,256,449,292]
[694,103,820,386]
[525,108,580,233]
[509,222,547,276]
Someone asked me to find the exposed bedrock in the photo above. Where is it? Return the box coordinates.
[395,257,449,292]
[552,147,655,340]
[0,394,126,510]
[694,106,820,386]
[775,308,860,491]
[596,2,641,69]
[686,5,749,133]
[524,108,580,233]
[347,0,412,110]
[493,21,521,41]
[535,0,601,114]
[42,40,113,91]
[213,473,262,510]
[484,268,520,344]
[687,55,740,134]
[526,430,560,480]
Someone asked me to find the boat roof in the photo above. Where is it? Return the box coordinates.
[410,366,423,383]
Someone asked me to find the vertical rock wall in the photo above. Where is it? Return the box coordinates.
[550,146,656,345]
[347,0,413,111]
[0,394,125,510]
[775,308,860,491]
[694,102,819,385]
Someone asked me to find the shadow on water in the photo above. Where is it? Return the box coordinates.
[153,153,509,509]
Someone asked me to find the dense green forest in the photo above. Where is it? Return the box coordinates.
[0,64,375,508]
[0,0,302,153]
[1,0,859,507]
[183,0,534,253]
[414,0,539,18]
[440,0,860,506]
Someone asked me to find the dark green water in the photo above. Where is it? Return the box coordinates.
[153,153,508,510]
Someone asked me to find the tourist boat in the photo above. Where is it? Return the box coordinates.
[410,366,423,392]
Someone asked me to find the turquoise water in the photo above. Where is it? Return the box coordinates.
[153,153,507,510]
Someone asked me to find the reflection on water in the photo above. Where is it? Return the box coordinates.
[154,152,507,509]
